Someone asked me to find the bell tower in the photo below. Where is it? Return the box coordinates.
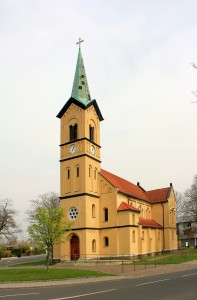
[56,40,103,259]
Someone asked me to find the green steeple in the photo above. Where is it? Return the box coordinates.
[71,47,91,105]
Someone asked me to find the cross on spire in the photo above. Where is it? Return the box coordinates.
[76,38,84,48]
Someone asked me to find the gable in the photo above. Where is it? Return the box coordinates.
[117,202,140,213]
[57,97,104,121]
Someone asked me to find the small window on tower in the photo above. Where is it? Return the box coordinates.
[104,236,109,247]
[81,75,84,78]
[78,86,82,89]
[104,208,108,222]
[77,167,79,177]
[81,81,85,85]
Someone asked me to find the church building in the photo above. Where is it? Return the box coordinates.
[54,41,177,261]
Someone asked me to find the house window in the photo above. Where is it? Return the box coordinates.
[76,167,79,177]
[187,222,191,227]
[104,208,108,222]
[104,237,109,247]
[70,124,78,141]
[67,169,70,179]
[89,125,94,142]
[92,239,96,252]
[92,204,95,218]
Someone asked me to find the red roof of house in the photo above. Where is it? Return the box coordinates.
[100,169,171,203]
[117,202,140,212]
[139,218,162,228]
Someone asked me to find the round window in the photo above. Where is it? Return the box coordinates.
[68,207,79,220]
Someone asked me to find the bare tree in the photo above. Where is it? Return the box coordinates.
[190,62,197,102]
[0,199,20,239]
[175,191,184,220]
[181,174,197,222]
[27,192,60,221]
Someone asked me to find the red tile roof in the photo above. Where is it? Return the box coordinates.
[145,188,170,203]
[100,169,171,203]
[117,202,140,212]
[100,169,150,201]
[139,218,162,229]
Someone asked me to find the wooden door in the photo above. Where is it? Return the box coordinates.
[70,235,80,260]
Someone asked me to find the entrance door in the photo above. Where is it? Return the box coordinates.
[70,234,80,260]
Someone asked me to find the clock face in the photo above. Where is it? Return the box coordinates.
[69,144,77,154]
[90,145,95,155]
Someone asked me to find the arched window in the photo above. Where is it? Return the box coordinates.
[89,125,94,142]
[76,167,79,177]
[132,230,135,243]
[132,213,135,225]
[67,169,70,179]
[89,166,91,177]
[104,208,108,222]
[92,239,96,252]
[70,124,78,141]
[94,169,97,180]
[158,231,160,240]
[142,231,144,240]
[104,236,109,247]
[92,204,95,218]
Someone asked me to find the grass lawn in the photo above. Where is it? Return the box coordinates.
[0,268,113,282]
[135,249,197,265]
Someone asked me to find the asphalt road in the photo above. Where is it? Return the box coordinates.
[0,254,46,267]
[0,268,197,300]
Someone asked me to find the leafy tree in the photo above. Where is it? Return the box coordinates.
[27,192,71,269]
[0,199,20,240]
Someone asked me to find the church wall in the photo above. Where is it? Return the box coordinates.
[60,196,87,228]
[84,229,100,258]
[151,203,163,226]
[117,211,132,226]
[117,227,131,254]
[99,176,118,228]
[99,228,118,256]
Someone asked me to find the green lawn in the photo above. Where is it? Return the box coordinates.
[0,268,113,282]
[135,249,197,265]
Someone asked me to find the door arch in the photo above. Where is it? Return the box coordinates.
[70,234,80,260]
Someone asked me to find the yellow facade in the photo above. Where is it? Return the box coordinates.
[54,49,177,261]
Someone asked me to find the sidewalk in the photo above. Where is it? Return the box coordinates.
[0,260,197,289]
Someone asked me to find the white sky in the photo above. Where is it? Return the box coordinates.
[1,0,197,236]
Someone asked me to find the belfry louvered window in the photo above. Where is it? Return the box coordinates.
[89,125,94,142]
[70,124,78,141]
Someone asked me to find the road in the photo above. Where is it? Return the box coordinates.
[0,254,46,267]
[0,267,197,300]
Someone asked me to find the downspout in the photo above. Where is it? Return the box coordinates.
[162,202,165,253]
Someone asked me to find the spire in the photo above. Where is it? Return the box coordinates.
[71,39,91,106]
